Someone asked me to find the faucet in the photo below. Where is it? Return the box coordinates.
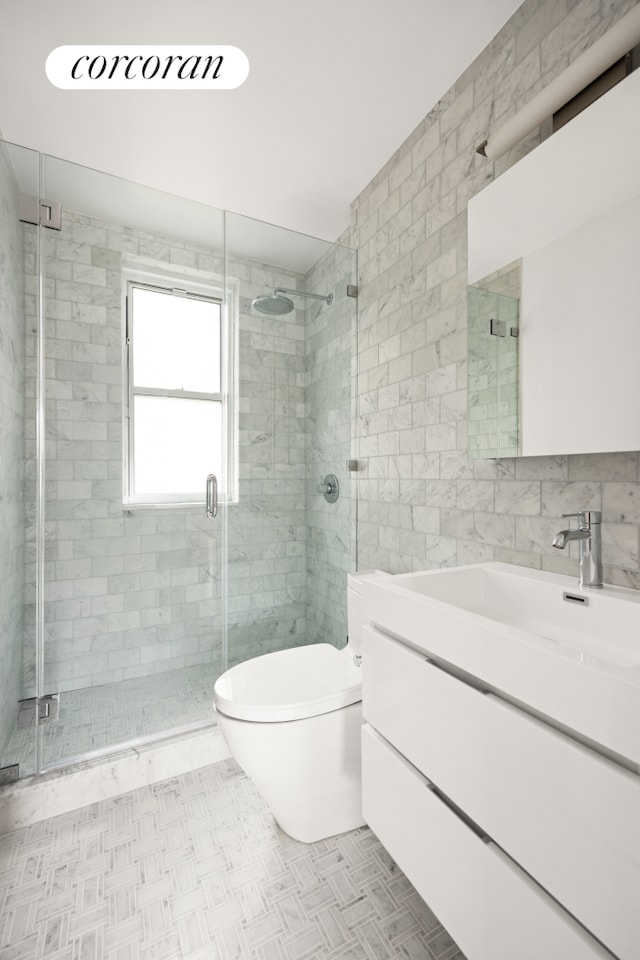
[552,510,603,588]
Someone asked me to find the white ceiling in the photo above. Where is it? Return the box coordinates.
[0,0,523,243]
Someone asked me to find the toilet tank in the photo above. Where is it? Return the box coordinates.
[347,570,389,657]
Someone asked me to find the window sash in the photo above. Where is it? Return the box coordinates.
[124,276,226,508]
[131,394,223,500]
[130,282,221,394]
[132,386,223,402]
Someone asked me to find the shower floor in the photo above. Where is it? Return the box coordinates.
[2,663,220,776]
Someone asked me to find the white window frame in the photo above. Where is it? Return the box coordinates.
[122,264,237,509]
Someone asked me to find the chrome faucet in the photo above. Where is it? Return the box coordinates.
[552,510,603,588]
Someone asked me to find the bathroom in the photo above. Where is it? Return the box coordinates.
[1,1,640,958]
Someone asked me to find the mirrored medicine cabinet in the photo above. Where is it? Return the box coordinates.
[467,63,640,459]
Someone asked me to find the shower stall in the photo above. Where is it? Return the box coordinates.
[0,140,358,780]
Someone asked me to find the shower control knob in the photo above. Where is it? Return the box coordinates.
[318,477,336,495]
[318,474,339,503]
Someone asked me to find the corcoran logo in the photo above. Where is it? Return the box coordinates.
[46,45,249,90]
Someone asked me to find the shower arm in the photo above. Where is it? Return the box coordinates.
[274,287,333,306]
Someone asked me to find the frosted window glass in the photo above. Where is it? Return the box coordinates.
[133,396,222,495]
[132,287,220,392]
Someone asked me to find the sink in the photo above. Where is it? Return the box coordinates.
[402,563,640,668]
[361,562,640,765]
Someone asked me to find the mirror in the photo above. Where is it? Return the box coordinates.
[467,64,640,458]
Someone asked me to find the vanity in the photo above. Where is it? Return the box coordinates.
[360,562,640,960]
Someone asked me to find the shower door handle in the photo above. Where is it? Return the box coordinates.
[205,473,218,519]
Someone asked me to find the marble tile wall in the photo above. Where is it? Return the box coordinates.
[22,209,309,693]
[303,243,356,650]
[224,259,308,667]
[350,0,640,590]
[0,143,26,763]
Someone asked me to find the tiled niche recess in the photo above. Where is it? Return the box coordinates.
[349,0,640,589]
[22,209,352,696]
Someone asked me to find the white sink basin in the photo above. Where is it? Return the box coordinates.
[361,562,640,765]
[403,563,640,668]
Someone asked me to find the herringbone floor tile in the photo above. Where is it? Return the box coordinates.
[0,759,466,960]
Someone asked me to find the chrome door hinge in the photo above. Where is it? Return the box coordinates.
[17,694,60,727]
[18,194,62,231]
[37,694,60,723]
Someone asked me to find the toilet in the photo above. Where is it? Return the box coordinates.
[213,570,386,843]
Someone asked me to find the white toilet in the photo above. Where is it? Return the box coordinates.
[213,571,385,843]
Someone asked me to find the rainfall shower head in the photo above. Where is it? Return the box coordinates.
[251,293,295,315]
[251,287,334,315]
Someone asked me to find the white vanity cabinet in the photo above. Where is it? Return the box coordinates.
[361,623,639,960]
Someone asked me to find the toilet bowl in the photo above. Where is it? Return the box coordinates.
[213,570,386,843]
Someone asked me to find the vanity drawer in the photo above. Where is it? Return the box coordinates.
[362,624,640,960]
[362,724,610,960]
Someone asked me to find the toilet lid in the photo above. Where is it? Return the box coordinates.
[213,643,362,723]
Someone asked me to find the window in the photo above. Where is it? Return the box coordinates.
[123,271,230,507]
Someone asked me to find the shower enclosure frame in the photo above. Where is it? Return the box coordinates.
[32,172,231,774]
[1,141,359,779]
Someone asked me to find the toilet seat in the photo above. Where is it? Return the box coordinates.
[213,643,362,723]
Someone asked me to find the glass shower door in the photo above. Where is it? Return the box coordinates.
[223,212,358,668]
[0,140,40,781]
[36,155,227,770]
